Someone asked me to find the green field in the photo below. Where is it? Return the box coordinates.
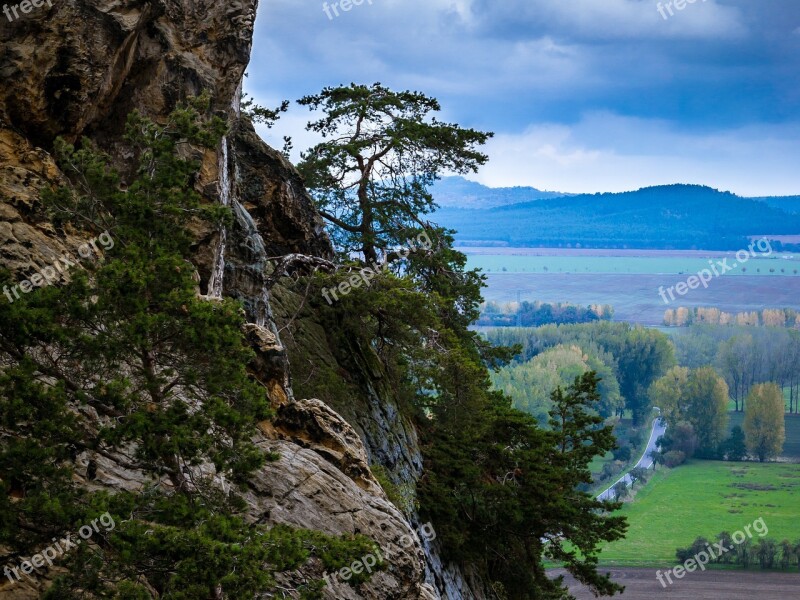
[466,253,800,276]
[599,461,800,566]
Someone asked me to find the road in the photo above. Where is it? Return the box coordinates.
[597,417,667,501]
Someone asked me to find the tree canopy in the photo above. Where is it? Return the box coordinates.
[744,383,786,462]
[492,344,623,423]
[297,82,492,262]
[487,322,675,424]
[649,366,729,458]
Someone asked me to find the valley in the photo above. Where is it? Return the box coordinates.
[465,248,800,326]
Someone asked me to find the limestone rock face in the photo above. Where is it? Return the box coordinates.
[0,0,254,148]
[252,406,437,600]
[0,1,480,598]
[270,398,385,495]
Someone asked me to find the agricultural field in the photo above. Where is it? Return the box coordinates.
[463,247,800,276]
[477,273,800,327]
[558,568,800,600]
[599,461,800,567]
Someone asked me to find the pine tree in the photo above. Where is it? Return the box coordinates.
[293,83,629,600]
[297,82,492,263]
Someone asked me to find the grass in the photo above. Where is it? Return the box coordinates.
[465,254,800,276]
[599,460,800,567]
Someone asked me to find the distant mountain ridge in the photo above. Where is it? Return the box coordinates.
[433,183,800,251]
[752,195,800,214]
[431,176,570,209]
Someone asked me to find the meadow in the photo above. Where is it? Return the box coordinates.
[599,461,800,567]
[463,248,800,276]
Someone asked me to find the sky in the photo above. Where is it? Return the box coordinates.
[246,0,800,196]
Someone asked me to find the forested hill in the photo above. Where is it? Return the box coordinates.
[433,184,800,250]
[431,175,570,208]
[753,195,800,214]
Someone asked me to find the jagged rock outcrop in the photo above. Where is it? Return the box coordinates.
[253,399,438,600]
[232,119,332,260]
[0,1,484,598]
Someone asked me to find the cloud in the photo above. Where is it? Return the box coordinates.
[470,0,747,41]
[247,0,800,195]
[474,113,800,196]
[262,106,800,197]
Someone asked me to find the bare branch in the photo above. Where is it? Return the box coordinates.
[265,254,336,289]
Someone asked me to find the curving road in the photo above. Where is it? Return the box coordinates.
[597,417,667,501]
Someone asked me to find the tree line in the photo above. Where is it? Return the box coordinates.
[677,533,800,571]
[674,324,800,413]
[487,322,675,425]
[478,300,613,327]
[664,307,800,328]
[650,367,785,463]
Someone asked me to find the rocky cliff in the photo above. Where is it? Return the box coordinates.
[0,1,483,598]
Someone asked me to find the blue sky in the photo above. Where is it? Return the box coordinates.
[246,0,800,196]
